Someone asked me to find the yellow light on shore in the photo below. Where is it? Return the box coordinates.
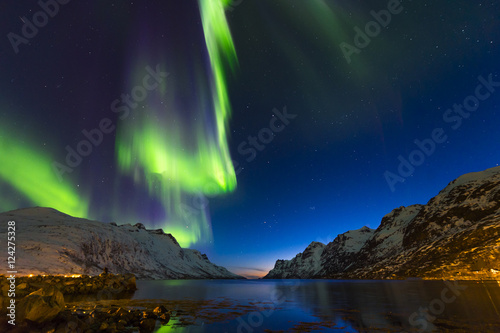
[26,273,83,278]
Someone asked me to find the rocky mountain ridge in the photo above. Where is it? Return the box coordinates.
[264,166,500,279]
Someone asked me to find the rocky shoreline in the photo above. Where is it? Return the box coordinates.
[0,272,171,333]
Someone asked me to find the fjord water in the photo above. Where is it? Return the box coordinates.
[132,279,500,332]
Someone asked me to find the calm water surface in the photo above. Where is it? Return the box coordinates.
[130,279,500,332]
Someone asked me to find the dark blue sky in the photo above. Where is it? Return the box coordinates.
[1,0,499,278]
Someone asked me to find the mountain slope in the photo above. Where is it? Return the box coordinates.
[316,226,376,278]
[266,242,326,279]
[264,166,500,280]
[0,207,243,279]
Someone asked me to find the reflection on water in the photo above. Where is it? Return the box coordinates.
[129,279,500,332]
[279,280,500,332]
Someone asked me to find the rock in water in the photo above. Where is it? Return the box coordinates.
[139,318,157,333]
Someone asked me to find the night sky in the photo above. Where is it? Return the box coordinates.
[1,0,500,278]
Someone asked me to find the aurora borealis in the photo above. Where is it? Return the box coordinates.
[3,0,239,248]
[114,0,238,246]
[1,0,500,277]
[0,120,88,218]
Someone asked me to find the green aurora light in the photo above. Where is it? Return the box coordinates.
[0,122,88,218]
[114,0,238,247]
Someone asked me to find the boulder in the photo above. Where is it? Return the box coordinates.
[139,318,157,333]
[142,310,157,319]
[17,283,28,290]
[123,273,137,290]
[153,305,170,323]
[153,305,168,315]
[158,312,170,323]
[18,286,65,324]
[99,321,109,330]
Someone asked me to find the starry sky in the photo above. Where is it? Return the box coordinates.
[1,0,500,278]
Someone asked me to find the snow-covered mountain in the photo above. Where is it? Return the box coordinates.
[0,207,243,279]
[265,166,500,279]
[269,242,326,279]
